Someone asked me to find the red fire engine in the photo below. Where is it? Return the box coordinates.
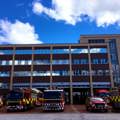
[6,88,40,112]
[42,89,65,111]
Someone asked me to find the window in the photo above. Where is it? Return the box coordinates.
[33,71,51,76]
[34,49,50,54]
[14,60,32,65]
[90,48,107,53]
[97,70,103,76]
[52,60,69,65]
[34,60,50,65]
[15,50,32,54]
[92,59,99,64]
[73,69,89,76]
[88,39,105,43]
[14,71,31,77]
[0,71,10,77]
[73,69,80,76]
[0,60,13,65]
[72,59,80,64]
[52,70,69,76]
[52,49,69,54]
[91,70,96,76]
[0,50,13,55]
[101,59,107,64]
[105,70,110,76]
[72,59,88,64]
[81,70,89,76]
[71,48,88,54]
[81,59,88,64]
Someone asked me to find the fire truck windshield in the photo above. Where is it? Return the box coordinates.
[7,92,23,100]
[44,91,62,99]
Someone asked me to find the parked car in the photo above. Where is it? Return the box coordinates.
[0,97,3,107]
[86,97,108,112]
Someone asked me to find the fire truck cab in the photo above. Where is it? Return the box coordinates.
[42,89,65,111]
[6,88,40,112]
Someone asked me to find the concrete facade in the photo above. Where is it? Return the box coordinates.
[0,34,120,104]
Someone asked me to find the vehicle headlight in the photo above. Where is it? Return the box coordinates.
[105,104,108,107]
[92,104,95,107]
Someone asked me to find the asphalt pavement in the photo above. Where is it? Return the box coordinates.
[0,113,120,120]
[0,105,120,120]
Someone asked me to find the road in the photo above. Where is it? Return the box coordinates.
[0,105,120,120]
[0,105,87,113]
[0,113,120,120]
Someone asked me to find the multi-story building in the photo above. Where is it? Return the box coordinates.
[80,34,120,87]
[0,34,120,104]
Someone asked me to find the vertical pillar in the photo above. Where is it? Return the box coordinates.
[69,45,73,104]
[30,46,34,89]
[50,46,53,90]
[107,43,114,88]
[10,46,15,90]
[88,45,94,96]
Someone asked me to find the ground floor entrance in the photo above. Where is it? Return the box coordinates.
[63,88,90,104]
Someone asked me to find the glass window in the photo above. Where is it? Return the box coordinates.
[73,69,80,76]
[97,70,103,76]
[0,50,13,55]
[15,50,32,54]
[92,59,99,64]
[91,70,96,76]
[0,61,2,65]
[0,60,13,65]
[105,70,110,75]
[33,71,51,76]
[90,48,107,53]
[0,71,10,77]
[52,49,69,54]
[52,70,69,76]
[2,61,6,65]
[101,59,107,64]
[34,60,50,65]
[81,59,88,64]
[88,39,105,43]
[14,60,32,65]
[72,59,88,64]
[71,48,88,54]
[81,70,89,76]
[52,60,69,64]
[34,49,50,54]
[14,71,31,77]
[9,60,13,65]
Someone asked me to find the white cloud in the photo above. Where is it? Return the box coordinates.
[33,0,120,26]
[0,20,42,44]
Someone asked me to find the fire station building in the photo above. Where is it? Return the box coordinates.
[0,34,120,104]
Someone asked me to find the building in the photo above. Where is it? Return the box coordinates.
[80,34,120,87]
[0,34,120,104]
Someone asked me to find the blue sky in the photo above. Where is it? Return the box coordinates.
[0,0,120,44]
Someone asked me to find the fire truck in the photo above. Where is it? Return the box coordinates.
[109,87,120,111]
[96,88,120,111]
[6,88,40,112]
[35,89,43,107]
[42,89,65,111]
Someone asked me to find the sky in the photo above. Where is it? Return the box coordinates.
[0,0,120,44]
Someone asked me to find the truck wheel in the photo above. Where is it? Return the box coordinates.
[6,109,11,112]
[86,106,91,112]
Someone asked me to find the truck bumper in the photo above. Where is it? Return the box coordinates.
[6,105,24,111]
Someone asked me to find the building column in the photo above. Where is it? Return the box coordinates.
[107,43,114,88]
[50,46,53,90]
[69,45,73,104]
[88,45,94,96]
[10,46,15,90]
[30,46,34,89]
